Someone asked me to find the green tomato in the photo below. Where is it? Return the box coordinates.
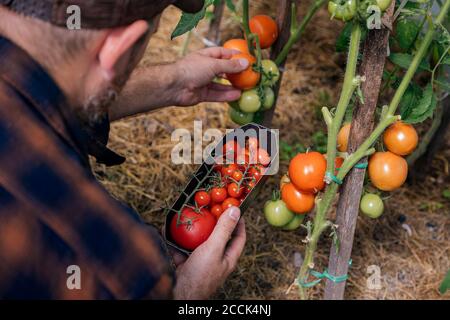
[229,108,254,126]
[360,193,384,219]
[262,87,275,110]
[264,199,295,227]
[228,100,240,110]
[376,0,392,11]
[328,0,357,21]
[239,89,261,113]
[261,60,280,86]
[282,214,305,231]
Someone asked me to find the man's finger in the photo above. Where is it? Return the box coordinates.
[197,47,239,59]
[206,206,241,253]
[204,88,242,102]
[212,58,249,76]
[224,218,246,270]
[168,247,188,267]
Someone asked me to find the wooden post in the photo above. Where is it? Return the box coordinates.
[207,1,225,45]
[323,5,395,300]
[262,0,295,127]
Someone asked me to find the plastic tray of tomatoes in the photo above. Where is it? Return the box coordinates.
[163,123,278,255]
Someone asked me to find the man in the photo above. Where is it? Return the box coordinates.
[0,0,249,299]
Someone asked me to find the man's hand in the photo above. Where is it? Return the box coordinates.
[173,206,246,300]
[172,47,249,106]
[110,47,249,121]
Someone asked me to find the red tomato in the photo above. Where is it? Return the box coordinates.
[221,163,239,178]
[289,151,327,193]
[228,182,244,198]
[222,197,240,210]
[223,141,243,163]
[244,180,256,194]
[226,53,260,90]
[257,148,271,166]
[249,15,279,49]
[281,183,315,214]
[210,187,228,203]
[170,207,216,251]
[210,204,224,219]
[248,165,265,182]
[231,169,244,182]
[194,191,211,207]
[223,38,250,54]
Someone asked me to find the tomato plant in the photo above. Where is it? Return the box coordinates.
[170,207,216,251]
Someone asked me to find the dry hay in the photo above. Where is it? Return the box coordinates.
[93,1,450,300]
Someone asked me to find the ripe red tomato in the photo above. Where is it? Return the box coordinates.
[244,180,256,194]
[210,204,224,219]
[231,169,244,182]
[248,165,265,182]
[210,187,228,203]
[223,140,243,162]
[222,197,240,211]
[226,53,261,90]
[383,121,418,156]
[194,191,210,207]
[170,207,216,251]
[368,151,408,191]
[281,183,315,214]
[221,163,239,178]
[223,38,250,54]
[227,182,244,198]
[249,15,279,49]
[337,123,351,152]
[289,151,327,193]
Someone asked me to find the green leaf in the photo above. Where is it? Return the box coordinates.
[395,18,420,51]
[389,53,431,72]
[403,83,437,124]
[225,0,236,12]
[399,83,422,120]
[171,0,215,39]
[442,189,450,199]
[442,54,450,65]
[435,76,450,93]
[440,270,450,294]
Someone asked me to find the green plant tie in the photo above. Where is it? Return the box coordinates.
[326,172,343,185]
[298,260,352,288]
[354,162,368,169]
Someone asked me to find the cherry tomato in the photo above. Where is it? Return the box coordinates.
[328,0,357,21]
[227,182,244,198]
[223,38,250,54]
[368,151,408,191]
[261,60,280,86]
[210,204,224,219]
[360,193,384,218]
[221,163,239,178]
[248,165,265,182]
[337,123,351,152]
[249,15,279,49]
[239,89,261,113]
[282,215,305,231]
[281,183,315,214]
[262,87,275,110]
[229,108,254,126]
[170,207,216,251]
[247,136,259,155]
[226,53,260,90]
[289,151,327,193]
[231,169,244,182]
[223,140,244,162]
[222,197,240,210]
[210,187,228,203]
[257,148,271,166]
[264,199,295,227]
[244,180,256,194]
[194,191,210,207]
[383,121,418,156]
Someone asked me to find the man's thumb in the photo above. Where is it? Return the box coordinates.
[207,206,241,250]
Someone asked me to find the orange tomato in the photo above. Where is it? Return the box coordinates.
[249,15,279,49]
[289,151,327,193]
[281,183,315,214]
[368,151,408,191]
[383,121,418,156]
[226,53,260,90]
[337,123,351,152]
[223,38,250,54]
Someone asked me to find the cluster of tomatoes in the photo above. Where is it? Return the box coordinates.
[327,0,392,22]
[265,151,327,230]
[170,137,271,251]
[338,121,418,218]
[222,15,281,125]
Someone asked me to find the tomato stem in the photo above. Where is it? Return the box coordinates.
[242,0,254,55]
[274,0,327,66]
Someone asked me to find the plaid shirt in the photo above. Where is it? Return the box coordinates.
[0,36,175,299]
